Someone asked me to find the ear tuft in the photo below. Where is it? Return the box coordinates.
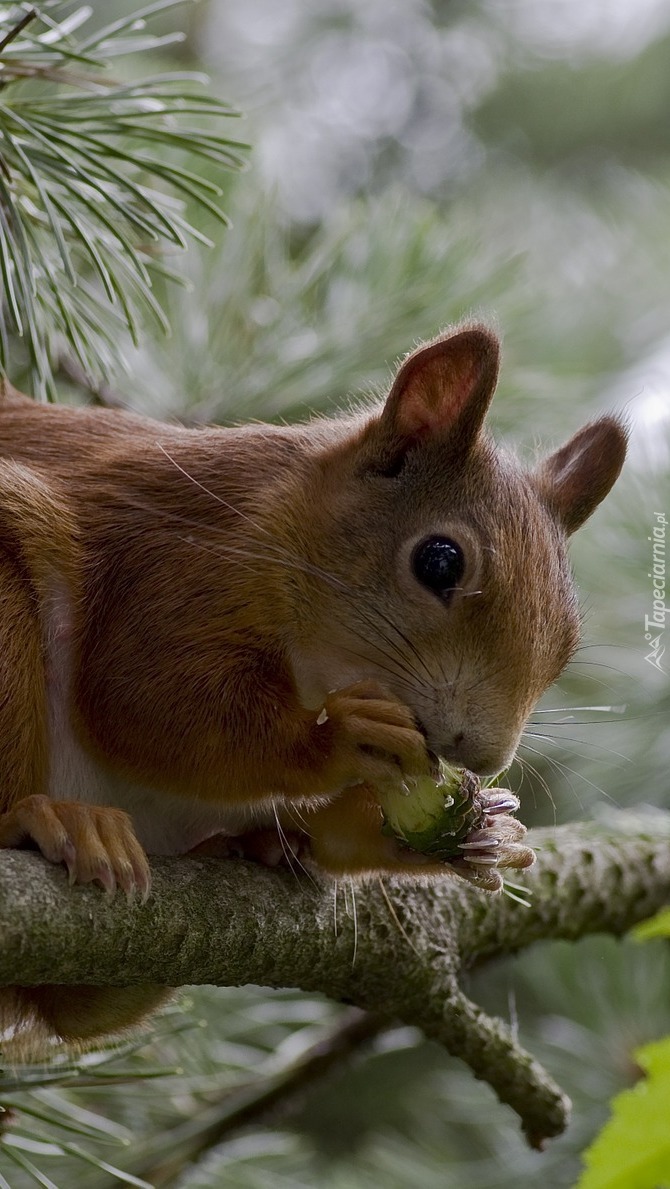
[379,324,500,451]
[534,417,628,534]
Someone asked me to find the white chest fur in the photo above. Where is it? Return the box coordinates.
[43,586,254,856]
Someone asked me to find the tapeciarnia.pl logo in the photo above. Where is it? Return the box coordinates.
[644,511,667,673]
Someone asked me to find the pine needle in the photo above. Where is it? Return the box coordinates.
[0,0,246,396]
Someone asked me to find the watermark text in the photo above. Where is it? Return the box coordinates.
[644,511,667,672]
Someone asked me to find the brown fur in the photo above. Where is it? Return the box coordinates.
[0,324,627,1049]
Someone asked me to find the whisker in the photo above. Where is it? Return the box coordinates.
[575,642,638,652]
[567,659,636,681]
[377,877,419,955]
[349,879,359,968]
[519,740,622,808]
[343,596,436,685]
[169,527,434,712]
[157,443,277,539]
[525,729,634,764]
[530,705,628,715]
[326,614,432,691]
[126,487,434,692]
[271,800,317,887]
[154,451,439,686]
[512,754,538,811]
[163,522,425,687]
[283,802,313,831]
[271,801,301,883]
[514,752,559,819]
[463,657,511,696]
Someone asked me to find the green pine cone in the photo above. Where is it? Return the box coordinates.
[379,762,487,859]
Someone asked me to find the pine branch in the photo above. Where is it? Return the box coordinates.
[129,1009,389,1187]
[0,0,247,397]
[3,818,670,1148]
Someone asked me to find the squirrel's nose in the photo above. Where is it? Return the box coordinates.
[437,732,514,779]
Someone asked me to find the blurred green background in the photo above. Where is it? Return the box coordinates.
[3,0,670,1185]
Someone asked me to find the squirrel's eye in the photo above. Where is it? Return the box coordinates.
[411,536,465,599]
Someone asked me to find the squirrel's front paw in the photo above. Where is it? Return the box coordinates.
[0,795,150,899]
[318,679,431,792]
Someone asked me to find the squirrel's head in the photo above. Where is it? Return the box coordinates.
[288,324,628,776]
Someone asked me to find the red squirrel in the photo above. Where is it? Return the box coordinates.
[0,324,626,1047]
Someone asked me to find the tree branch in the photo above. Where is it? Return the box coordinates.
[2,819,670,1147]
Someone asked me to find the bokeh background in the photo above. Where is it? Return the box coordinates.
[4,0,670,1185]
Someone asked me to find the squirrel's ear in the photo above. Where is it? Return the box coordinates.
[534,418,628,534]
[377,325,500,455]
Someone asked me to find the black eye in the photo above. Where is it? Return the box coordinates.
[411,536,465,599]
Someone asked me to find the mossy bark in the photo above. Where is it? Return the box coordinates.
[2,818,669,1145]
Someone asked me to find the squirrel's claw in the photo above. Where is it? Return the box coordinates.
[0,794,151,900]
